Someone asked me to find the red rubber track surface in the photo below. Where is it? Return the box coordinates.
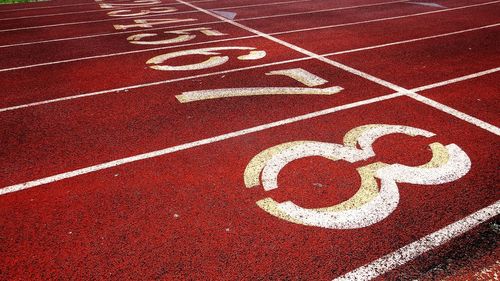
[0,0,499,279]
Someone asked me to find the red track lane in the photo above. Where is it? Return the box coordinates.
[1,1,497,69]
[0,37,307,108]
[0,0,447,46]
[334,27,500,89]
[420,72,500,127]
[0,59,390,186]
[0,97,498,279]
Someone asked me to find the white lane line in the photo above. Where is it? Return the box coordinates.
[0,0,410,33]
[334,200,500,280]
[2,22,497,73]
[404,92,500,136]
[1,25,499,113]
[178,0,500,135]
[412,67,500,92]
[1,0,495,51]
[0,0,312,21]
[0,0,215,13]
[0,68,496,194]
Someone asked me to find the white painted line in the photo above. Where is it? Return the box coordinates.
[404,91,500,136]
[334,200,500,280]
[178,0,500,135]
[412,67,500,92]
[0,0,410,33]
[1,24,498,112]
[0,92,403,195]
[0,0,311,21]
[2,0,494,48]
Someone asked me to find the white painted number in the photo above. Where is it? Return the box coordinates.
[128,27,226,45]
[114,18,197,30]
[100,0,161,8]
[176,68,343,102]
[244,124,471,229]
[146,47,266,71]
[107,6,177,17]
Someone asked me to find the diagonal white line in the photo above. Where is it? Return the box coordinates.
[334,200,500,280]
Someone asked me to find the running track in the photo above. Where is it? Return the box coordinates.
[0,0,499,279]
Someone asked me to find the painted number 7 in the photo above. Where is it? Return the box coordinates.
[175,68,343,103]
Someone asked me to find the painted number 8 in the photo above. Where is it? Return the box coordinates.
[244,124,471,229]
